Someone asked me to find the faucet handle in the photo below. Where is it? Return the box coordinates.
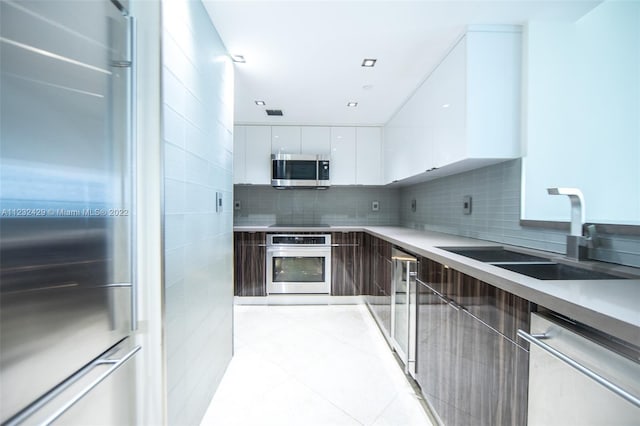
[585,224,598,248]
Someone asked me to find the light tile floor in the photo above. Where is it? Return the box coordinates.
[200,304,433,426]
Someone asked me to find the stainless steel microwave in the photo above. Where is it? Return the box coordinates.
[271,154,330,189]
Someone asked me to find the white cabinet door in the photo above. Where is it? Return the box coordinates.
[271,126,301,154]
[356,127,382,185]
[233,125,246,184]
[432,37,466,168]
[245,126,272,184]
[382,27,521,184]
[301,126,331,155]
[330,127,356,185]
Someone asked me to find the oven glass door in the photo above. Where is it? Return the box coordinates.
[273,256,325,283]
[267,248,331,294]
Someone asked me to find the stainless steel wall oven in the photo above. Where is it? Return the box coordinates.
[266,234,331,294]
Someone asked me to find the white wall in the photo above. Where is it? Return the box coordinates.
[161,0,235,424]
[522,1,640,224]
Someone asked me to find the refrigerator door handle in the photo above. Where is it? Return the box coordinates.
[5,345,141,426]
[41,345,141,425]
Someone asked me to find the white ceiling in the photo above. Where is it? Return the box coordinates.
[203,0,600,126]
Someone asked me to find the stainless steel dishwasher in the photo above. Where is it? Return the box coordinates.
[390,248,418,378]
[519,312,640,426]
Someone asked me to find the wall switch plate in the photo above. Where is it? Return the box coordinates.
[411,199,417,212]
[216,192,223,213]
[371,201,379,212]
[463,195,472,215]
[234,200,241,210]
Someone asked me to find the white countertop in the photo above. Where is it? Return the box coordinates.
[234,225,640,344]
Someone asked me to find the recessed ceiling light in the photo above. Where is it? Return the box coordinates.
[362,84,374,90]
[347,102,358,107]
[255,100,266,106]
[361,58,377,67]
[231,54,246,63]
[441,103,450,108]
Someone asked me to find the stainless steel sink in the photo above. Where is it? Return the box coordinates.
[494,263,624,280]
[440,246,629,280]
[439,246,551,263]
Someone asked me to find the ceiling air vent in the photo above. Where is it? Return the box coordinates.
[266,109,283,116]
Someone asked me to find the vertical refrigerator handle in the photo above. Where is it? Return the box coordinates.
[127,14,138,332]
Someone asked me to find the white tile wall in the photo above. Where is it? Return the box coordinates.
[161,0,234,424]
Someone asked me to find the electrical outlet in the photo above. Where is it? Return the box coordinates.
[411,199,417,212]
[463,195,472,215]
[234,200,241,210]
[371,201,379,212]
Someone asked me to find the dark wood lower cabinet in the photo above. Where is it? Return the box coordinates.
[417,258,530,426]
[364,235,393,337]
[233,232,266,296]
[331,232,364,296]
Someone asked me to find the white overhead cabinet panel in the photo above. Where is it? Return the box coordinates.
[233,125,246,184]
[301,126,331,155]
[245,126,272,184]
[330,127,356,185]
[384,26,522,184]
[233,125,271,184]
[271,126,301,154]
[356,127,383,185]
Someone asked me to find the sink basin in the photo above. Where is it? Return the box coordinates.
[495,263,624,280]
[440,246,551,263]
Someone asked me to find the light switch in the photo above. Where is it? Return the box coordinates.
[463,195,472,215]
[371,201,379,212]
[216,192,223,213]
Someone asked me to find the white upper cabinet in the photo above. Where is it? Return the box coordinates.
[233,125,383,185]
[330,127,356,185]
[384,26,522,184]
[301,126,331,155]
[233,125,246,184]
[244,126,271,184]
[271,126,301,154]
[356,127,383,185]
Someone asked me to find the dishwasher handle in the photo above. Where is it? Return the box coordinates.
[517,329,640,409]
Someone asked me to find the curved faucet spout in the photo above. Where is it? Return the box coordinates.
[547,187,585,236]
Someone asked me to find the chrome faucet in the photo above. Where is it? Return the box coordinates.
[547,187,596,260]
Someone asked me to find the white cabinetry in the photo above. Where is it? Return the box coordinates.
[356,127,383,185]
[233,125,271,184]
[233,125,246,184]
[245,126,271,184]
[330,127,356,185]
[271,126,301,154]
[384,27,522,184]
[234,125,383,185]
[301,127,331,155]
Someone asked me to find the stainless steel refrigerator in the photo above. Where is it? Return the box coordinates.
[0,0,138,424]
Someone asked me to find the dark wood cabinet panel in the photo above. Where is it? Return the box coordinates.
[419,257,530,344]
[331,232,364,296]
[417,258,530,426]
[233,232,266,296]
[365,235,393,338]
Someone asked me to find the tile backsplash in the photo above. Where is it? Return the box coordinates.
[234,160,639,268]
[400,159,640,268]
[234,186,401,226]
